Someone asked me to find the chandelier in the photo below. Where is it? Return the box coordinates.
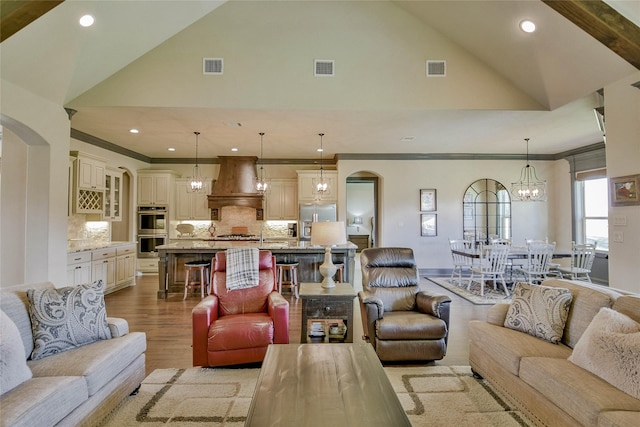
[255,132,269,194]
[510,138,546,201]
[187,131,207,193]
[314,133,329,196]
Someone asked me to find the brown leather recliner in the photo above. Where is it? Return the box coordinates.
[192,250,289,367]
[358,247,451,362]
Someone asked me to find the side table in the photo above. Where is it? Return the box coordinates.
[299,282,356,343]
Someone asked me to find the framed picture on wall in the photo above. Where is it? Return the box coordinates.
[610,174,640,207]
[420,189,437,212]
[421,213,437,237]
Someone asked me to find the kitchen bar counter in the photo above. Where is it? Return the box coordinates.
[156,240,357,299]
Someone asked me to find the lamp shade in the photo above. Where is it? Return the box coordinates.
[310,221,346,246]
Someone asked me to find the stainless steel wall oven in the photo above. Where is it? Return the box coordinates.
[137,206,168,257]
[138,206,168,234]
[137,234,167,258]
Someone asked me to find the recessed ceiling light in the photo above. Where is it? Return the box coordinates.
[79,14,95,27]
[129,128,139,134]
[167,148,175,152]
[231,148,238,152]
[520,20,536,33]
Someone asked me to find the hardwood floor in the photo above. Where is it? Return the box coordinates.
[105,269,490,376]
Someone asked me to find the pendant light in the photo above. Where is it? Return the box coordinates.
[510,138,546,201]
[187,131,207,193]
[255,132,269,194]
[314,133,329,196]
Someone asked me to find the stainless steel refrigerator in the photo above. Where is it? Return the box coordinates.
[299,203,337,241]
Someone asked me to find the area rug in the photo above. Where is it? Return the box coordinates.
[426,277,513,305]
[99,365,532,426]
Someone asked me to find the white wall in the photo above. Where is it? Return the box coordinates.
[1,81,70,287]
[605,72,640,293]
[338,158,571,271]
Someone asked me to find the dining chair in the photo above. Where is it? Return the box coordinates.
[449,239,474,286]
[468,244,511,297]
[557,242,596,282]
[516,242,556,284]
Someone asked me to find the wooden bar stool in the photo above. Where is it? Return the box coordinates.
[276,262,299,299]
[184,260,210,300]
[334,262,345,283]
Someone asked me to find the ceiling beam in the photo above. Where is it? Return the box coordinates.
[0,1,64,42]
[542,0,640,70]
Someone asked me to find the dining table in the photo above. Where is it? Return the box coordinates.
[451,245,571,283]
[451,246,570,260]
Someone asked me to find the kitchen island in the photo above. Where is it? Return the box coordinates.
[156,240,357,299]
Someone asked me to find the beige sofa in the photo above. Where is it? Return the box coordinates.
[469,278,640,427]
[0,282,147,427]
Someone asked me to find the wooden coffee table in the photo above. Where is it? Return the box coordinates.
[246,343,411,426]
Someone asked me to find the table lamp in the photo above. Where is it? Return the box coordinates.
[310,221,347,288]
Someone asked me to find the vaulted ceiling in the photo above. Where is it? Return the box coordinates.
[2,0,639,161]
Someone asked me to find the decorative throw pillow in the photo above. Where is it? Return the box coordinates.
[27,280,112,360]
[504,282,573,343]
[569,307,640,399]
[0,310,33,395]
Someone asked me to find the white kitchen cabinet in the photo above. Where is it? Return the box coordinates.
[71,152,107,215]
[138,171,177,206]
[67,252,92,286]
[175,179,210,220]
[104,168,123,221]
[297,170,338,203]
[91,247,117,291]
[116,245,136,286]
[77,155,106,190]
[137,258,159,274]
[266,179,298,220]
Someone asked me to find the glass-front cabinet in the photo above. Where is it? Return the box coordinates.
[463,179,511,244]
[104,168,123,221]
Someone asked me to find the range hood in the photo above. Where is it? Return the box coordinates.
[207,156,263,210]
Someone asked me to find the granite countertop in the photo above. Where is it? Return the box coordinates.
[157,240,357,251]
[67,241,136,254]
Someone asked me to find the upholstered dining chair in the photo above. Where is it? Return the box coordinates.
[192,250,289,367]
[358,247,452,362]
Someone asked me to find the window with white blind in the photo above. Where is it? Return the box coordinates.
[576,169,608,251]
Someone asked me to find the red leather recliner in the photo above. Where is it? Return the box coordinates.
[192,250,290,367]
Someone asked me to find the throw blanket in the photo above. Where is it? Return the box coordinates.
[225,248,260,291]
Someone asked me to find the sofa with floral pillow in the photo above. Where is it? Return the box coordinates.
[0,281,146,427]
[469,278,640,427]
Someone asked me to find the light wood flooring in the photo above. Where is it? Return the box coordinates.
[105,271,490,376]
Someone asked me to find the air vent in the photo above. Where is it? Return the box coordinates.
[203,58,224,75]
[426,60,446,77]
[314,59,335,76]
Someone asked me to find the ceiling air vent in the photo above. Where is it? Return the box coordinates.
[203,58,224,75]
[314,59,335,76]
[426,60,446,77]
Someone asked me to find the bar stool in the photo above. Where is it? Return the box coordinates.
[184,260,210,300]
[334,262,345,283]
[276,262,299,299]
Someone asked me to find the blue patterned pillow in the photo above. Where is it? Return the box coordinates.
[504,282,573,344]
[27,281,111,360]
